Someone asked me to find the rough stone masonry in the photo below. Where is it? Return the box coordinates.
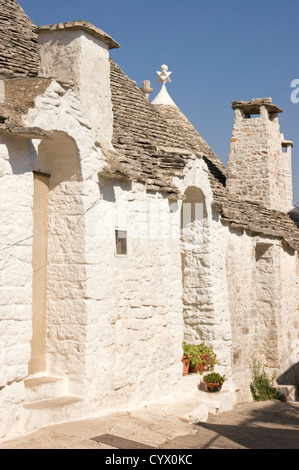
[0,0,298,442]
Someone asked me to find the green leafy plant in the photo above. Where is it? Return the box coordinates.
[183,343,200,368]
[202,344,220,371]
[203,372,227,384]
[183,342,219,371]
[250,359,286,402]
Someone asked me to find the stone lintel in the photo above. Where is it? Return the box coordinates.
[37,22,120,50]
[232,98,283,115]
[0,126,53,140]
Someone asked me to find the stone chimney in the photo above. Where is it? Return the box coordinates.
[227,98,294,213]
[37,22,120,147]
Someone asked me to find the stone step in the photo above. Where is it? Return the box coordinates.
[23,396,82,411]
[24,376,68,402]
[153,373,237,423]
[276,384,297,402]
[22,396,85,434]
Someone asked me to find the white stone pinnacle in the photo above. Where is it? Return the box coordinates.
[151,64,177,106]
[157,64,172,85]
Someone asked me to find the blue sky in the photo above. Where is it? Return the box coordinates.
[19,0,299,204]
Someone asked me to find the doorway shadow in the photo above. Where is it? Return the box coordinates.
[194,401,299,449]
[276,362,299,401]
[159,401,299,450]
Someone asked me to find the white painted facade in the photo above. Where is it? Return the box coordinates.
[0,11,298,441]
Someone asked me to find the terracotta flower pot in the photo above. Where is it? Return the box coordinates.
[182,356,190,376]
[188,354,208,374]
[204,381,223,392]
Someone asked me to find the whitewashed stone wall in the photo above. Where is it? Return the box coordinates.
[176,158,214,349]
[0,136,36,438]
[209,213,233,374]
[181,187,211,342]
[277,246,298,379]
[0,136,36,388]
[82,156,234,408]
[83,180,184,407]
[22,69,111,399]
[224,228,255,401]
[175,158,233,378]
[22,69,188,406]
[0,69,108,437]
[34,132,87,396]
[226,227,299,401]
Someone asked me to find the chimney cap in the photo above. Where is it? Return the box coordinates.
[232,98,282,114]
[37,21,120,50]
[282,140,294,148]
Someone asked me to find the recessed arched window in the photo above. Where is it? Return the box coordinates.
[181,186,207,230]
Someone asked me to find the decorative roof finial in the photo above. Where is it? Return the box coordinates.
[156,64,172,85]
[151,64,176,107]
[140,80,153,99]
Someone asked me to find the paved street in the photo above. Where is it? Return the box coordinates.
[161,400,299,449]
[0,399,298,450]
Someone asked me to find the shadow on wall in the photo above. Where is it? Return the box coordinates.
[98,176,132,203]
[36,131,83,189]
[6,135,37,174]
[277,363,299,401]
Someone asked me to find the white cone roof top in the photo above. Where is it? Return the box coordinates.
[151,65,177,106]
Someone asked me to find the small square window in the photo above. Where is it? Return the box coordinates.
[115,230,127,256]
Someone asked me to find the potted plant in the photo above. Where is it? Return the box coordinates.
[203,372,227,392]
[189,351,208,373]
[201,344,220,372]
[181,354,191,376]
[182,343,203,373]
[182,343,195,375]
[182,342,219,374]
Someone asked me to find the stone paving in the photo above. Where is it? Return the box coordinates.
[0,399,298,450]
[161,400,299,449]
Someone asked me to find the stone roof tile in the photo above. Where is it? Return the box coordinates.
[0,0,38,78]
[218,197,299,252]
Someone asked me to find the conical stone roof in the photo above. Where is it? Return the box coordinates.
[0,0,38,78]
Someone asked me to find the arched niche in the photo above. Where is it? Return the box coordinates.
[181,186,207,239]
